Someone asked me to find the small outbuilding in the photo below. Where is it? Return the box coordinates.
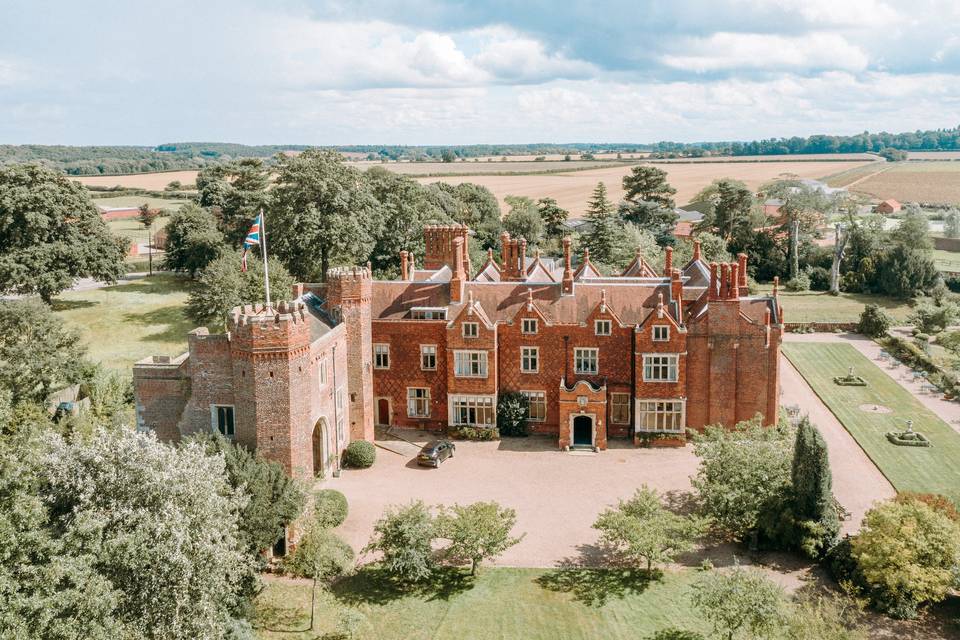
[875,199,902,214]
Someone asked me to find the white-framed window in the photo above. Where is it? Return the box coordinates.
[373,343,390,369]
[522,318,538,334]
[642,354,679,382]
[211,405,235,437]
[319,356,328,386]
[653,325,670,342]
[336,388,345,412]
[636,400,685,432]
[407,388,431,417]
[521,347,539,373]
[420,345,437,370]
[522,390,546,422]
[411,307,447,320]
[611,393,631,424]
[336,415,345,444]
[574,348,599,375]
[595,319,612,336]
[454,350,488,377]
[462,322,479,338]
[450,395,495,426]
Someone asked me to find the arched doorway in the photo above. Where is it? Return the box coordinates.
[377,398,390,426]
[312,418,329,478]
[572,415,593,448]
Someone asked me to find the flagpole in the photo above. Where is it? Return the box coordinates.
[260,208,272,310]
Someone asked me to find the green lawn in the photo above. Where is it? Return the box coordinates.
[52,273,195,371]
[107,215,171,244]
[94,195,186,210]
[932,248,960,272]
[754,286,913,323]
[783,342,960,502]
[256,567,711,640]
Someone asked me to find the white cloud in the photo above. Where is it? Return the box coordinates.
[754,0,902,28]
[661,32,870,73]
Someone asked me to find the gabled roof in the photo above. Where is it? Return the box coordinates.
[573,253,603,280]
[525,251,556,282]
[681,257,711,288]
[620,250,659,278]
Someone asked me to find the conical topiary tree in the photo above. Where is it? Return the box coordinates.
[791,417,840,551]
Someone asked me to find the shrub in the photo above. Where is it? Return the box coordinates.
[363,501,436,583]
[497,392,529,437]
[283,524,354,582]
[450,426,499,441]
[314,489,348,529]
[343,441,376,469]
[908,301,958,334]
[785,272,811,292]
[857,304,892,338]
[807,266,831,291]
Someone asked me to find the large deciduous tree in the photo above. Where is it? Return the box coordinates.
[0,298,89,405]
[691,565,785,640]
[196,158,271,247]
[270,149,381,280]
[537,197,569,239]
[364,500,437,584]
[0,163,127,301]
[162,203,227,277]
[694,178,757,242]
[502,195,545,246]
[186,255,295,326]
[622,165,677,209]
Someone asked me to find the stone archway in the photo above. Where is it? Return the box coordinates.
[572,415,594,447]
[312,418,329,478]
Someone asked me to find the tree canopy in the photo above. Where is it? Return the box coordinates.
[186,255,296,326]
[162,203,227,277]
[622,165,677,209]
[196,158,271,247]
[0,163,126,301]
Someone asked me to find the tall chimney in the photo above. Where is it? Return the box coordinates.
[709,262,718,300]
[451,237,465,303]
[737,253,748,289]
[500,231,511,273]
[693,240,702,261]
[664,246,673,276]
[729,263,739,299]
[561,236,574,295]
[671,268,683,323]
[519,238,528,278]
[719,263,730,299]
[400,250,409,280]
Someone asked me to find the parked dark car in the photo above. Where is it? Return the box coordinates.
[417,440,455,468]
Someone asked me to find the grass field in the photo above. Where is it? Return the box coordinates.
[107,215,171,243]
[849,162,960,204]
[74,170,200,190]
[418,160,873,217]
[753,286,913,323]
[782,342,960,502]
[255,567,711,640]
[348,159,633,175]
[92,195,187,210]
[52,273,194,370]
[932,248,960,272]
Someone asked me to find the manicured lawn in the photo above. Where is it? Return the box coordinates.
[783,342,960,502]
[52,273,195,371]
[107,215,170,244]
[255,567,710,640]
[754,287,913,323]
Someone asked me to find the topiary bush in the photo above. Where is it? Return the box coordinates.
[343,440,376,468]
[314,489,348,528]
[857,304,892,338]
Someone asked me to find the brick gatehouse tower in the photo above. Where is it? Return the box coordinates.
[134,226,783,480]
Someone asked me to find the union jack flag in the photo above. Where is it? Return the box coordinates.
[240,213,262,272]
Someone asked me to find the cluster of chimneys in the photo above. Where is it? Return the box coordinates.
[708,254,749,300]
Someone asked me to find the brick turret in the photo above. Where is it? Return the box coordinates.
[230,301,313,477]
[424,224,471,273]
[326,266,374,443]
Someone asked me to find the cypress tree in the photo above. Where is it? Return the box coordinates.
[791,418,840,544]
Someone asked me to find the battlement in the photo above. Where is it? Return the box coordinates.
[423,224,471,272]
[326,266,372,308]
[229,301,311,352]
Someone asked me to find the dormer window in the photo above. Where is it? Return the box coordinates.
[522,318,538,334]
[462,322,479,338]
[411,307,447,320]
[595,319,612,336]
[653,325,670,342]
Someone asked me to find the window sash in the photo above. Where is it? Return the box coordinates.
[454,351,488,377]
[574,348,598,374]
[595,320,612,336]
[521,347,539,373]
[462,322,479,338]
[420,345,437,370]
[522,391,546,422]
[451,395,495,426]
[653,325,670,341]
[407,388,431,417]
[522,318,538,334]
[374,344,390,369]
[643,354,678,382]
[319,357,327,385]
[636,400,684,432]
[214,405,234,437]
[611,393,631,424]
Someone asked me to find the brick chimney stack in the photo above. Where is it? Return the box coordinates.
[399,250,409,280]
[500,231,511,273]
[451,236,465,303]
[737,253,748,289]
[729,263,740,300]
[709,262,718,300]
[670,268,683,323]
[693,240,702,261]
[519,238,528,276]
[664,246,673,276]
[561,236,574,295]
[720,263,730,299]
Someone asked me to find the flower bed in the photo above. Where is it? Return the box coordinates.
[449,426,500,441]
[833,375,867,386]
[886,430,932,447]
[634,432,686,448]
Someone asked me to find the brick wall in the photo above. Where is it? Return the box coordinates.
[133,353,190,441]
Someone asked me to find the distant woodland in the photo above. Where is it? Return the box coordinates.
[3,125,960,175]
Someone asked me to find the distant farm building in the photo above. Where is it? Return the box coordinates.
[98,206,141,221]
[875,199,902,214]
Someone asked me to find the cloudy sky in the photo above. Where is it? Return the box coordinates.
[1,0,959,145]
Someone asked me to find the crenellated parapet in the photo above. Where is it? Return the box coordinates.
[229,301,311,357]
[423,224,471,273]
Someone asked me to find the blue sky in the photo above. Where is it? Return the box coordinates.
[1,0,959,145]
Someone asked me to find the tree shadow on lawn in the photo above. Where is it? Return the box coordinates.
[254,600,311,633]
[50,299,99,311]
[536,544,659,607]
[121,306,197,343]
[331,565,475,607]
[105,273,191,296]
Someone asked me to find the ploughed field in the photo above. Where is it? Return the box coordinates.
[74,169,200,191]
[847,161,960,204]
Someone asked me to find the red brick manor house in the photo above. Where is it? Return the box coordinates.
[134,225,783,480]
